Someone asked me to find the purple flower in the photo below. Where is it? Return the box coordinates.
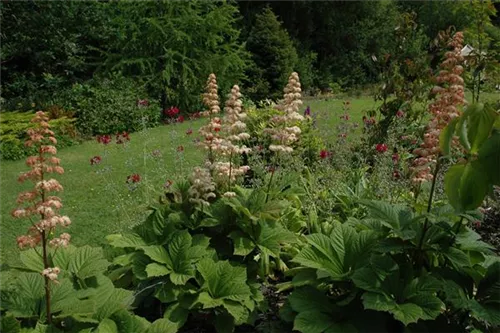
[304,106,311,116]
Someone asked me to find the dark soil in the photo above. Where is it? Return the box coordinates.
[474,196,500,254]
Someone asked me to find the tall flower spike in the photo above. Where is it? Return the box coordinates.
[267,72,304,153]
[411,32,466,184]
[12,111,71,324]
[199,74,223,164]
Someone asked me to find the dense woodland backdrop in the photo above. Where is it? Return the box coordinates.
[1,0,499,112]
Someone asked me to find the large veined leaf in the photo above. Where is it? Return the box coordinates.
[292,225,376,280]
[196,258,252,302]
[110,309,151,333]
[464,103,496,153]
[444,161,490,212]
[357,265,444,326]
[141,230,209,284]
[478,130,500,185]
[1,314,20,333]
[196,258,254,325]
[256,221,297,258]
[68,246,110,280]
[146,318,177,333]
[2,273,44,318]
[288,287,355,333]
[106,233,147,249]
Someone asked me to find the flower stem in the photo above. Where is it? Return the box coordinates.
[414,158,441,267]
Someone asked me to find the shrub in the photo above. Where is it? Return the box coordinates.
[0,111,79,160]
[62,75,161,137]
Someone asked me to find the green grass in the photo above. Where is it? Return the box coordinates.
[1,93,498,274]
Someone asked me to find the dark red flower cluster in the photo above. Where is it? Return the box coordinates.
[189,112,201,120]
[97,135,112,145]
[396,110,405,118]
[90,156,102,165]
[126,174,141,183]
[116,132,130,144]
[177,115,185,123]
[376,143,388,153]
[340,114,350,121]
[392,153,399,163]
[338,133,347,138]
[320,149,331,159]
[164,107,180,118]
[186,129,193,135]
[363,116,376,125]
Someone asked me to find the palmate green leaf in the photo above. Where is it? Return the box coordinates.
[443,247,471,270]
[50,278,95,318]
[106,233,147,249]
[359,200,406,230]
[476,262,500,304]
[19,249,44,273]
[69,246,110,280]
[96,318,118,333]
[1,314,20,333]
[293,225,375,280]
[2,272,44,318]
[145,263,171,278]
[229,231,254,256]
[146,318,177,333]
[196,258,252,303]
[456,228,495,254]
[469,300,500,325]
[141,230,204,284]
[287,286,356,333]
[256,221,297,258]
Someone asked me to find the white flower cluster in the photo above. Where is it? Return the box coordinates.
[267,72,304,153]
[188,167,216,207]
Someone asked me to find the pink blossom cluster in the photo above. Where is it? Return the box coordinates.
[198,74,223,156]
[12,111,72,282]
[412,31,466,183]
[267,72,304,153]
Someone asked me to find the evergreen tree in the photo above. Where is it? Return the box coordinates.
[245,6,298,101]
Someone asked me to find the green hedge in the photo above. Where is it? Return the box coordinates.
[0,111,80,160]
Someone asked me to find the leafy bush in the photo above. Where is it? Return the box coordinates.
[0,111,79,160]
[62,75,161,137]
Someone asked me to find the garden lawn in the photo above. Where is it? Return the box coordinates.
[0,93,497,277]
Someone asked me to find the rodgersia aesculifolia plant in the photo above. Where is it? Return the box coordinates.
[11,111,71,324]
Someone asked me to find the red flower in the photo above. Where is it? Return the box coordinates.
[190,112,201,120]
[164,106,180,118]
[214,127,221,132]
[340,114,350,121]
[126,174,141,183]
[177,145,184,152]
[320,150,331,159]
[97,135,112,145]
[392,170,401,179]
[338,133,347,138]
[90,156,102,165]
[396,110,405,118]
[376,144,388,153]
[186,128,193,135]
[392,153,399,163]
[116,131,130,144]
[177,115,185,123]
